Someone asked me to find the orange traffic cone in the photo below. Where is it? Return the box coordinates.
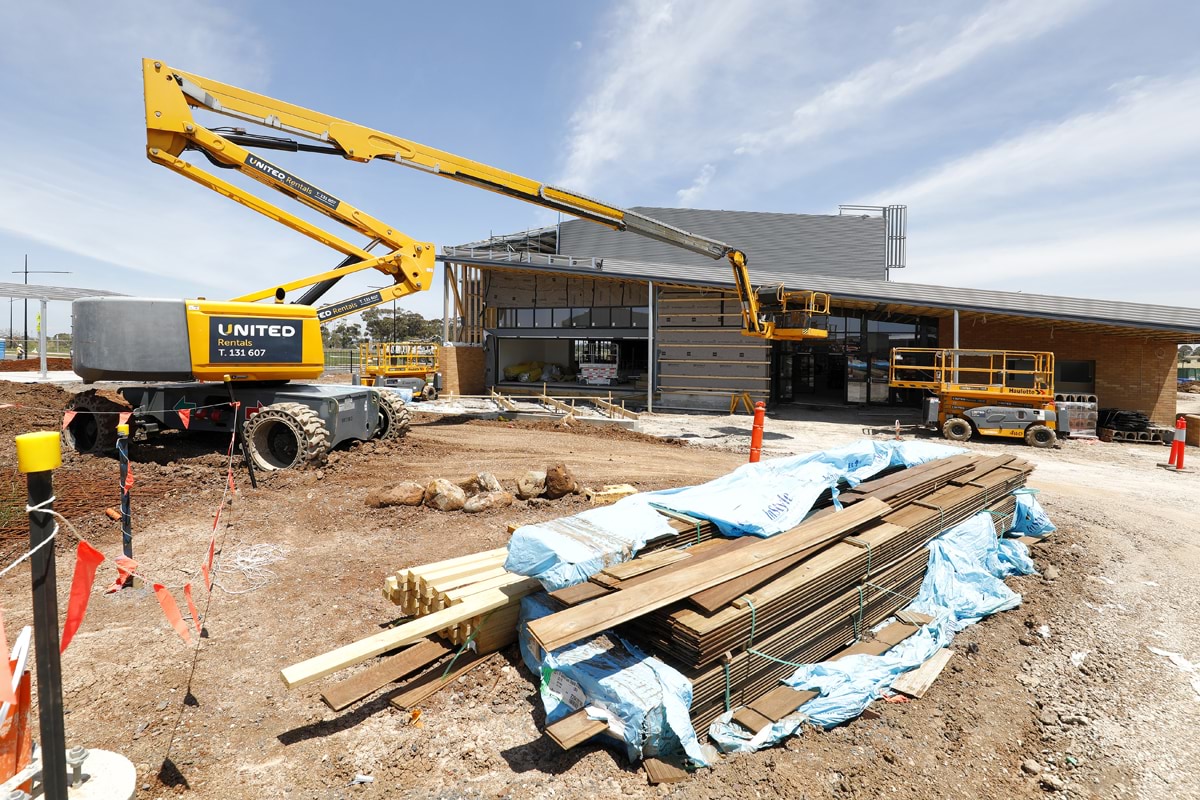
[1160,417,1191,472]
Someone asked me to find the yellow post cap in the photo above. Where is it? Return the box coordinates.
[116,424,130,436]
[15,431,62,473]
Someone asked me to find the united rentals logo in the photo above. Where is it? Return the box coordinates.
[216,323,297,337]
[244,154,340,210]
[209,316,303,364]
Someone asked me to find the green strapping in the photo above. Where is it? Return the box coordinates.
[723,661,732,713]
[745,648,810,669]
[442,608,495,680]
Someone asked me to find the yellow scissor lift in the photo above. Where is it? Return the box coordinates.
[358,342,440,399]
[889,348,1058,448]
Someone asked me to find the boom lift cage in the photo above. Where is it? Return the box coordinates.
[357,342,439,380]
[889,348,1055,403]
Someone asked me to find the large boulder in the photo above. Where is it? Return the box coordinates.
[463,491,515,514]
[366,481,426,508]
[516,470,547,500]
[424,478,467,512]
[476,472,504,494]
[544,463,578,499]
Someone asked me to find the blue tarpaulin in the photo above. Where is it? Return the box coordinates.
[505,439,964,591]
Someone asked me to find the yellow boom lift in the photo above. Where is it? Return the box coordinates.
[69,58,830,469]
[888,348,1058,448]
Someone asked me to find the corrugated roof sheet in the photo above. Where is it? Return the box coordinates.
[0,283,124,301]
[557,207,886,281]
[437,252,1200,337]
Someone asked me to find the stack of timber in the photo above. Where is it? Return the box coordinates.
[528,452,1035,737]
[382,548,537,653]
[280,551,540,695]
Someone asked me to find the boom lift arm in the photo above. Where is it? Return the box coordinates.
[142,58,827,337]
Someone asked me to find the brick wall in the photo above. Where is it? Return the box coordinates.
[939,317,1177,424]
[441,345,485,396]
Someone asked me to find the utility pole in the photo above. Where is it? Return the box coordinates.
[13,255,70,358]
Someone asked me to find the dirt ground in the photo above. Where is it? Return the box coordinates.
[0,381,1197,799]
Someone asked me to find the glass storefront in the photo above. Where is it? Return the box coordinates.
[771,310,939,406]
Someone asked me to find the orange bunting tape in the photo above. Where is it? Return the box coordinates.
[201,535,216,591]
[123,463,135,493]
[177,408,191,430]
[61,410,76,431]
[104,555,138,594]
[60,541,106,654]
[117,411,132,428]
[153,584,193,645]
[0,611,15,705]
[183,583,202,636]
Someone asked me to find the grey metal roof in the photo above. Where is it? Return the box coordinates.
[556,207,887,281]
[0,282,124,301]
[437,251,1200,337]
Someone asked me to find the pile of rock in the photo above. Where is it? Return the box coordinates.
[366,463,580,514]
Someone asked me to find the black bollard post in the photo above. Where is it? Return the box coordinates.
[117,423,133,587]
[15,430,68,800]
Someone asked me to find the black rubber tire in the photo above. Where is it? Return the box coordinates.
[242,402,331,471]
[421,384,438,402]
[942,417,973,442]
[63,390,129,454]
[1024,424,1057,449]
[374,389,411,440]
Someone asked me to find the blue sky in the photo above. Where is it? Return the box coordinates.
[1,0,1198,337]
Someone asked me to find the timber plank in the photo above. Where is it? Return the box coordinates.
[388,651,492,710]
[731,707,774,735]
[644,757,689,785]
[526,499,892,654]
[320,638,451,711]
[748,686,819,722]
[891,649,953,698]
[545,709,608,750]
[600,548,691,581]
[281,584,536,689]
[874,622,920,647]
[549,582,613,606]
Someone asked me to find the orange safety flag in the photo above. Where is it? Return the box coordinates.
[117,411,131,428]
[0,667,32,789]
[152,584,193,645]
[200,535,216,591]
[0,612,15,705]
[177,408,190,430]
[61,410,76,431]
[183,583,202,635]
[60,541,106,654]
[104,555,138,594]
[123,463,135,493]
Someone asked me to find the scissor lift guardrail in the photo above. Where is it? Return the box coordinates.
[889,348,1055,404]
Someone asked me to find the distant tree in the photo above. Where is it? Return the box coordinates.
[323,321,362,349]
[361,307,441,342]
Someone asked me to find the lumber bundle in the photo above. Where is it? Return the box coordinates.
[525,452,1036,736]
[382,549,536,652]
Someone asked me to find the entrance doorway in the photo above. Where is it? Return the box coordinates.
[770,312,939,406]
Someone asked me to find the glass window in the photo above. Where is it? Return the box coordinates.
[534,308,552,328]
[630,306,649,327]
[610,307,631,327]
[554,308,573,328]
[591,307,611,327]
[571,308,591,328]
[516,308,534,328]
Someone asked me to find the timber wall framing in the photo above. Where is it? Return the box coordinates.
[656,288,770,411]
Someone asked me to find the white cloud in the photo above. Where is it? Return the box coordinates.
[871,74,1200,212]
[737,0,1093,155]
[676,164,715,206]
[556,0,781,193]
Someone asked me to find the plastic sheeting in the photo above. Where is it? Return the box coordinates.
[518,593,709,767]
[1011,489,1057,537]
[505,439,965,591]
[709,509,1039,753]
